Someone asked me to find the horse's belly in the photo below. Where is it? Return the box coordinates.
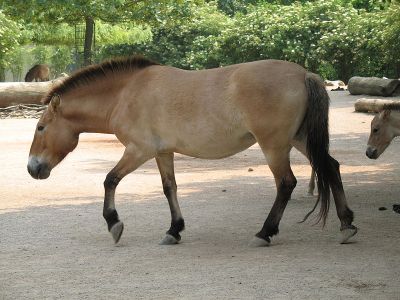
[174,131,257,159]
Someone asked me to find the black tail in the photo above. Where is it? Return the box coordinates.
[301,72,333,225]
[25,69,33,82]
[25,66,36,82]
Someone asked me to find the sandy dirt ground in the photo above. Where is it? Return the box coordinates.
[0,91,399,299]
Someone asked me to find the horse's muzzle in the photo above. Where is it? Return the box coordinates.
[27,156,51,179]
[366,147,378,159]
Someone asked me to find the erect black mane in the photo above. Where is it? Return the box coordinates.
[42,55,158,104]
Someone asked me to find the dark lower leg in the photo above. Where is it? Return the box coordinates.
[103,172,121,231]
[256,172,297,242]
[156,154,185,242]
[162,179,185,240]
[329,156,355,230]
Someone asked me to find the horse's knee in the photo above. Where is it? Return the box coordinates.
[104,173,120,189]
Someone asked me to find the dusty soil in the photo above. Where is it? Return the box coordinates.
[0,91,399,299]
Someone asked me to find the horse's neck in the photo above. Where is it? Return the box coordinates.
[62,92,115,134]
[389,112,400,137]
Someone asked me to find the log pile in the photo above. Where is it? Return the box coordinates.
[0,104,46,119]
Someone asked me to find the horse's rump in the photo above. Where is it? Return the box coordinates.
[25,64,50,82]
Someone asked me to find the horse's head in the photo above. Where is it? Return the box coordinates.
[366,110,393,159]
[27,95,79,179]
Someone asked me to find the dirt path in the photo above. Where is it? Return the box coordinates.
[0,91,399,299]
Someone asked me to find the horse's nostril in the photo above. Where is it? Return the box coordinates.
[36,165,42,178]
[366,148,378,159]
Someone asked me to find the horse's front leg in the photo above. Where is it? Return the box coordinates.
[156,153,185,245]
[103,145,151,243]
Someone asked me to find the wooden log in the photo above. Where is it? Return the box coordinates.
[348,77,400,97]
[0,77,66,108]
[354,98,400,113]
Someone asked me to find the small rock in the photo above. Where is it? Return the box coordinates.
[393,204,400,214]
[222,189,227,192]
[248,168,254,172]
[378,207,387,211]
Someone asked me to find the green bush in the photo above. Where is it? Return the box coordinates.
[12,1,399,81]
[0,11,22,80]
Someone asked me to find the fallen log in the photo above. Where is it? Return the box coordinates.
[348,77,400,97]
[354,98,400,113]
[0,77,66,108]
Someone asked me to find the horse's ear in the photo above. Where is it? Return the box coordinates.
[50,94,61,113]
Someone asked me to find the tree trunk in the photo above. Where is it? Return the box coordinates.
[395,62,400,79]
[0,78,65,108]
[0,67,5,82]
[83,17,95,66]
[348,76,400,96]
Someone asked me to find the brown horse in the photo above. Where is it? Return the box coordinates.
[366,104,400,159]
[25,64,50,82]
[27,56,357,246]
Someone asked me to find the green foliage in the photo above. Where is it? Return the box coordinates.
[1,0,399,81]
[32,23,75,46]
[96,22,151,46]
[0,11,22,69]
[6,46,25,81]
[381,3,400,76]
[50,46,74,76]
[97,2,230,69]
[31,45,52,64]
[94,0,400,80]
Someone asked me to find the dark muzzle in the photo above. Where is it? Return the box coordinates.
[366,147,378,159]
[27,157,51,179]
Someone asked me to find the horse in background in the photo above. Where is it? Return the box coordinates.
[25,64,50,82]
[366,103,400,159]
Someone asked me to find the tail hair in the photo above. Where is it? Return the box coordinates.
[25,69,34,82]
[301,72,332,225]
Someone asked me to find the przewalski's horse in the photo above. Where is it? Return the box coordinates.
[366,103,400,159]
[27,57,357,246]
[25,64,50,82]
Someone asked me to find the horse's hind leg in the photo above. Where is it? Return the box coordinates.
[327,155,357,243]
[307,170,316,196]
[103,145,152,244]
[251,146,297,247]
[292,139,357,243]
[156,153,185,245]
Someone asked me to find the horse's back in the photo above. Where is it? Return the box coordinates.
[116,60,309,158]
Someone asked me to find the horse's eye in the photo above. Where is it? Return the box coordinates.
[37,125,45,131]
[373,128,379,133]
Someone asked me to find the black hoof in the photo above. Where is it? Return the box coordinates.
[110,221,124,244]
